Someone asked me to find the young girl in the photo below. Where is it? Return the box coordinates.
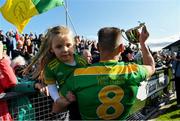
[23,26,88,120]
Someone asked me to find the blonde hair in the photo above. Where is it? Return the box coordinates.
[23,26,74,79]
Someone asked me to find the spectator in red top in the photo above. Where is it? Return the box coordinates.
[0,42,17,121]
[15,29,20,42]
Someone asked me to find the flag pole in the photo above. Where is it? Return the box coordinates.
[63,2,78,35]
[65,0,68,27]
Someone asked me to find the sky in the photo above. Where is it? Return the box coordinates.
[0,0,180,51]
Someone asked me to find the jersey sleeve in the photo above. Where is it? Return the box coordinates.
[76,54,88,67]
[44,65,56,85]
[137,65,148,80]
[128,64,148,85]
[60,74,76,97]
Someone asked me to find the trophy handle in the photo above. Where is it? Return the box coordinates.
[122,22,145,44]
[126,22,145,32]
[121,29,137,43]
[121,29,129,41]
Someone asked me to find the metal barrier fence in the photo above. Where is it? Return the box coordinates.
[1,92,68,120]
[127,67,175,119]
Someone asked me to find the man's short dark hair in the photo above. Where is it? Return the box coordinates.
[98,27,122,52]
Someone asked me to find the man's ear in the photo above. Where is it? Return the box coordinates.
[118,44,125,53]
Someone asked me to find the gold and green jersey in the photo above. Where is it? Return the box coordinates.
[61,60,148,120]
[44,54,88,87]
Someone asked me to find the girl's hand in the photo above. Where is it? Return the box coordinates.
[35,83,49,96]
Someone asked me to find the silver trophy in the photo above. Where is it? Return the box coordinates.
[122,22,145,44]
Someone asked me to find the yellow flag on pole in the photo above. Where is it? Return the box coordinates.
[0,0,64,33]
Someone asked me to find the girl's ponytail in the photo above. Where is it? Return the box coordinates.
[23,29,52,79]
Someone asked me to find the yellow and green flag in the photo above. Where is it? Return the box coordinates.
[0,0,64,33]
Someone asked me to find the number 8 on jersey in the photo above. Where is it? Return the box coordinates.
[96,85,124,119]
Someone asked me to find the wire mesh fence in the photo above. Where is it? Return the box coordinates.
[6,92,69,120]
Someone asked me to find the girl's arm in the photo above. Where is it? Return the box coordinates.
[48,84,60,102]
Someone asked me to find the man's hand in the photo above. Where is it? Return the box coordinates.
[139,25,149,44]
[52,96,70,113]
[66,91,76,102]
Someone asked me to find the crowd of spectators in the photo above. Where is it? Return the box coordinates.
[0,28,179,120]
[1,29,178,68]
[0,30,43,61]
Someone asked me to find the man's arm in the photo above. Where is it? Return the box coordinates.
[52,76,76,113]
[139,26,155,78]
